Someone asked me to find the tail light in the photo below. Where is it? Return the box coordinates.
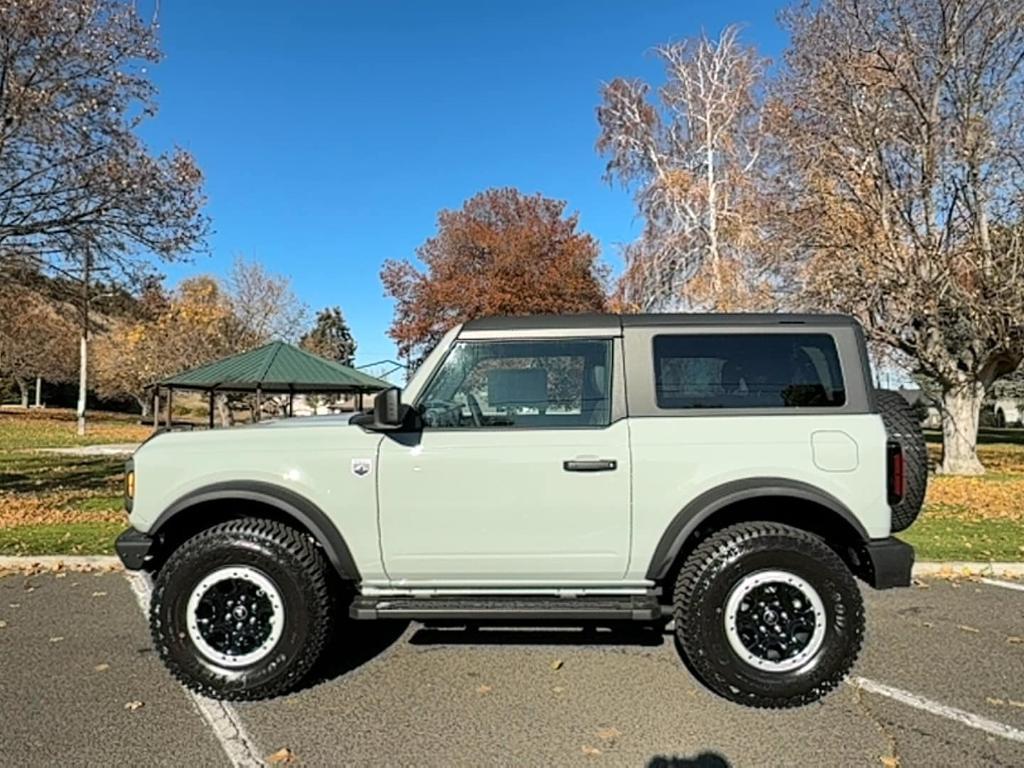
[887,441,904,504]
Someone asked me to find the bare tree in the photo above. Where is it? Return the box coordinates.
[0,286,77,405]
[225,257,309,348]
[0,0,209,433]
[773,0,1024,474]
[597,26,771,311]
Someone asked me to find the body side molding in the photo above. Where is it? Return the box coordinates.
[152,481,360,580]
[645,477,871,581]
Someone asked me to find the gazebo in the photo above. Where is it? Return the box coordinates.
[151,341,390,428]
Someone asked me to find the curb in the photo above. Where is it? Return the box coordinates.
[0,555,122,572]
[912,561,1024,579]
[0,556,1021,579]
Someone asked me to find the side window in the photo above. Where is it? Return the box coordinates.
[417,339,613,428]
[653,334,846,409]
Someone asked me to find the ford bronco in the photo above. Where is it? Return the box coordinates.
[116,313,925,708]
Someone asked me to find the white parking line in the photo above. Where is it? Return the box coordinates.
[124,572,264,768]
[980,578,1024,593]
[849,676,1024,744]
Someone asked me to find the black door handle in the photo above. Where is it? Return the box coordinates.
[563,459,617,472]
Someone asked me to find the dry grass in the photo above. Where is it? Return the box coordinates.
[0,407,151,450]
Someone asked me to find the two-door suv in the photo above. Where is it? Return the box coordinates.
[117,313,925,708]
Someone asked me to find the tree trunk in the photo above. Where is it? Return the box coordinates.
[938,384,986,475]
[216,393,234,427]
[76,331,88,436]
[137,395,151,419]
[34,376,42,407]
[15,377,29,408]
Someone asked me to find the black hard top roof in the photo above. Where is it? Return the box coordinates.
[462,313,858,331]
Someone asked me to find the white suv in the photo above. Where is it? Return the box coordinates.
[117,313,925,707]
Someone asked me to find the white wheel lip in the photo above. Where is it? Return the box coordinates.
[723,569,827,673]
[186,566,285,669]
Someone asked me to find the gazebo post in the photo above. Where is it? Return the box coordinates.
[208,389,215,429]
[255,386,262,423]
[288,389,294,418]
[357,391,364,411]
[166,387,174,429]
[153,388,160,429]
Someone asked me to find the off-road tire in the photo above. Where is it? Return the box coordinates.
[674,522,864,709]
[150,518,333,701]
[875,388,928,532]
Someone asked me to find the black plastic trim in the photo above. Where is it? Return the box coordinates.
[859,537,914,589]
[645,477,871,580]
[350,594,661,621]
[151,481,361,581]
[115,527,155,570]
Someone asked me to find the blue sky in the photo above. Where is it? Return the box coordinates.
[141,1,789,365]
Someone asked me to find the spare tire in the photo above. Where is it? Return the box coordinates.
[875,389,928,532]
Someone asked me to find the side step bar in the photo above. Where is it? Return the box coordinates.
[350,594,663,621]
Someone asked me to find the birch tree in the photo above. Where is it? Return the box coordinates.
[774,0,1024,474]
[597,26,771,311]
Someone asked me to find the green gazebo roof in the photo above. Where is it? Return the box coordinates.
[156,341,390,393]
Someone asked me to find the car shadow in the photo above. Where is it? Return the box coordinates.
[648,753,731,768]
[301,616,410,691]
[408,620,669,647]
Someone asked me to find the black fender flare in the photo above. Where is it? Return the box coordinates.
[151,481,361,581]
[645,477,870,581]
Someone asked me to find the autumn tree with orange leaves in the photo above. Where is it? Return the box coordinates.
[381,188,608,364]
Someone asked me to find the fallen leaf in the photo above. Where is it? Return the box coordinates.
[1008,636,1023,645]
[553,686,565,693]
[581,746,602,757]
[1009,700,1024,709]
[266,747,296,764]
[880,757,900,767]
[596,727,622,743]
[49,636,64,643]
[0,621,6,629]
[550,659,564,671]
[957,625,980,633]
[987,697,1006,706]
[95,663,110,672]
[476,685,492,695]
[8,603,19,608]
[91,591,107,597]
[124,701,144,711]
[55,573,67,579]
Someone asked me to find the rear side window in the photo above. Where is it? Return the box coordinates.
[653,334,846,409]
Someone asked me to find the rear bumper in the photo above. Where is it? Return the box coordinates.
[858,537,914,589]
[115,528,156,571]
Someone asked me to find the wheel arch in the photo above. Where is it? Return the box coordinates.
[148,481,360,581]
[646,478,870,584]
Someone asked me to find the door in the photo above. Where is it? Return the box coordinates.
[377,337,631,584]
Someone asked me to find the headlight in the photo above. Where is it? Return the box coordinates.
[124,459,135,512]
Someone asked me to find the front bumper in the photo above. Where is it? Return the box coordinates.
[115,528,156,571]
[857,537,915,589]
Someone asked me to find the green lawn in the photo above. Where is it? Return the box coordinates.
[901,516,1024,561]
[0,521,124,556]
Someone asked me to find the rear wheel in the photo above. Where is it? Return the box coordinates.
[674,522,864,708]
[150,518,333,701]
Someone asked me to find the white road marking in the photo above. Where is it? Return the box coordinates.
[849,677,1024,744]
[980,578,1024,594]
[124,572,264,768]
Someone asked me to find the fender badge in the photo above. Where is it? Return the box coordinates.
[351,459,372,477]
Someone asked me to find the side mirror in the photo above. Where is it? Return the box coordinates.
[372,387,404,430]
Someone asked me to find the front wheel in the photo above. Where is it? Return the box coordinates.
[674,522,864,708]
[150,518,334,701]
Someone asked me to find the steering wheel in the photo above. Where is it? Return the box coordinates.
[465,393,484,427]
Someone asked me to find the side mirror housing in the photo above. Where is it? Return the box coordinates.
[372,387,405,430]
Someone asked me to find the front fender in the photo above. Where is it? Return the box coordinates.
[152,480,361,581]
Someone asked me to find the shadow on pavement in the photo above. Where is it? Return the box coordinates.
[301,617,410,691]
[648,753,731,768]
[408,621,668,647]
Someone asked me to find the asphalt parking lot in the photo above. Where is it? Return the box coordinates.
[0,571,1021,767]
